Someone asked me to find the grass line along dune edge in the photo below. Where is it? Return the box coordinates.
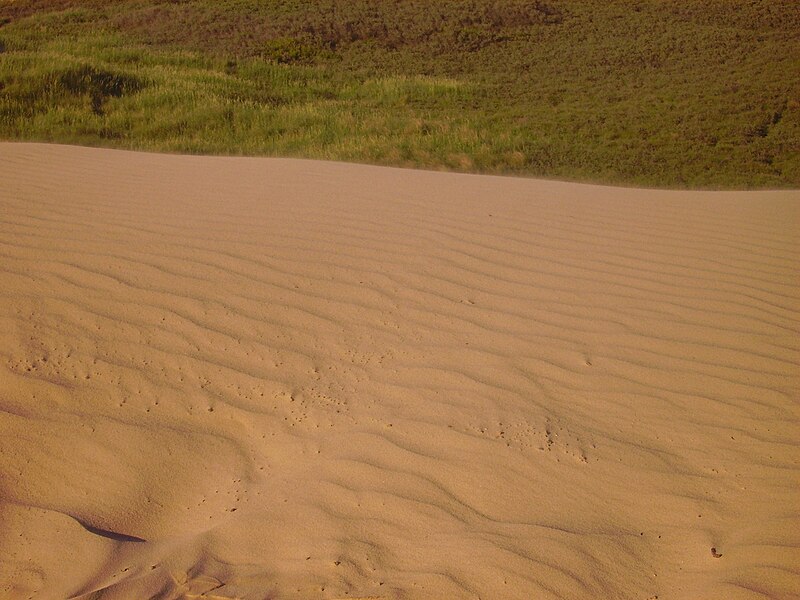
[0,0,798,188]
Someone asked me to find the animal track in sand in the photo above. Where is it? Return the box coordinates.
[458,416,593,463]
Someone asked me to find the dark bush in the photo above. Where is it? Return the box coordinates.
[56,64,144,114]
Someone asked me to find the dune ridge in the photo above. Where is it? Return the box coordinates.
[0,143,798,600]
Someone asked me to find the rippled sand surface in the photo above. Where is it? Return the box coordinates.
[1,143,798,600]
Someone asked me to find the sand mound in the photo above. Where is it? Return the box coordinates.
[0,143,798,600]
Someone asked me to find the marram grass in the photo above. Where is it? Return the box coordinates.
[0,0,798,188]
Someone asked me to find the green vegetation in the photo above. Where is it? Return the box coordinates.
[1,0,798,188]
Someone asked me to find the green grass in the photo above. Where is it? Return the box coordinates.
[1,0,798,188]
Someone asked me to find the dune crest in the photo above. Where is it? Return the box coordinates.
[0,143,798,600]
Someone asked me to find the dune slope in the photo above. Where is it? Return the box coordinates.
[0,143,798,600]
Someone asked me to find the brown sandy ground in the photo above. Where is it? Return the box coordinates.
[0,143,798,600]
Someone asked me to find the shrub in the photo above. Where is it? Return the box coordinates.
[262,38,317,64]
[56,65,144,114]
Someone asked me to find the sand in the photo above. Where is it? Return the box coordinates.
[0,142,798,600]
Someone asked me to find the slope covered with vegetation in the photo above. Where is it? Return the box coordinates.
[1,0,798,187]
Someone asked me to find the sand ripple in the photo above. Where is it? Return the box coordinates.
[0,143,798,600]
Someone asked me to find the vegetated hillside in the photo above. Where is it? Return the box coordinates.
[1,0,798,187]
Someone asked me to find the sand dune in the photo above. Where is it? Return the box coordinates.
[0,142,798,600]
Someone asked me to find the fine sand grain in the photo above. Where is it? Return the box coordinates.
[0,143,798,600]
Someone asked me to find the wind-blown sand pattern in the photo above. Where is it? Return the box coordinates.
[0,143,798,600]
